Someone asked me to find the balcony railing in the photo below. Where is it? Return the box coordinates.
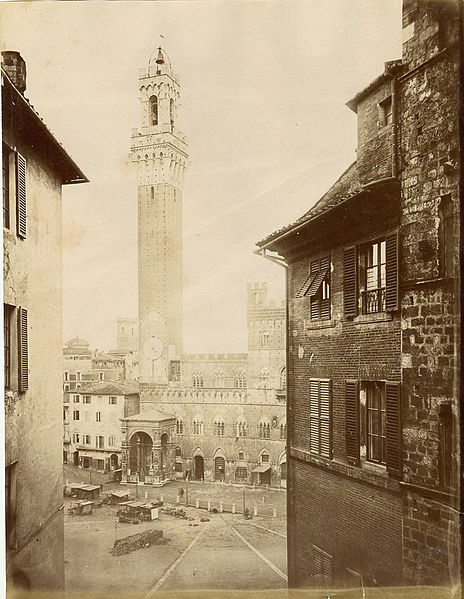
[362,288,386,314]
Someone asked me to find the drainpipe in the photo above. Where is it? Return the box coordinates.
[391,75,399,178]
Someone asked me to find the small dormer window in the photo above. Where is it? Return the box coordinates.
[379,96,392,127]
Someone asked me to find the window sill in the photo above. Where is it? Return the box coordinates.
[353,312,392,325]
[304,318,336,331]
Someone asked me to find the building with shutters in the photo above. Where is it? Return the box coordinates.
[256,0,461,592]
[2,52,87,593]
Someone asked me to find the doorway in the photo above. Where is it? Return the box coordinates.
[193,455,204,481]
[73,451,79,466]
[214,456,225,481]
[110,454,119,470]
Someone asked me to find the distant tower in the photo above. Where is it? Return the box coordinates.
[131,48,188,384]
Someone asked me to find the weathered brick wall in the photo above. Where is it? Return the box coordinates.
[356,80,394,185]
[289,460,402,588]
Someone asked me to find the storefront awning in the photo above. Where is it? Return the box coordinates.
[252,465,270,473]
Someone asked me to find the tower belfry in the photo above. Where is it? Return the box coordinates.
[131,47,188,384]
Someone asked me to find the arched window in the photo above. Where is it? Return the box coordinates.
[176,419,184,435]
[280,421,287,440]
[236,420,247,437]
[259,369,270,389]
[193,418,203,435]
[235,371,247,388]
[193,373,204,388]
[214,417,225,436]
[150,95,158,126]
[259,419,271,439]
[170,98,175,130]
[280,367,286,390]
[214,369,225,388]
[262,331,270,348]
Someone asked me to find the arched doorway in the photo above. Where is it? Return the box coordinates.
[129,431,153,482]
[214,456,225,481]
[110,454,119,470]
[73,451,79,467]
[193,455,204,481]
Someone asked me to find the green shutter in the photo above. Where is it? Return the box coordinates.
[343,246,358,317]
[385,381,402,477]
[385,232,398,311]
[345,379,359,465]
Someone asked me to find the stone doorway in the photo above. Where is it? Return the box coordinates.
[193,455,204,481]
[214,456,225,481]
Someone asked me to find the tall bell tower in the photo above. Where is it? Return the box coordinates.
[131,48,188,384]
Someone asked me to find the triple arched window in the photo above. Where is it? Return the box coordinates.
[150,95,158,126]
[259,419,271,439]
[214,369,225,388]
[235,372,247,388]
[259,369,270,388]
[176,419,184,435]
[193,373,204,388]
[193,418,204,435]
[280,421,287,440]
[236,420,247,437]
[214,417,225,436]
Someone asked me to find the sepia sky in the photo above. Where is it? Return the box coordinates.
[0,0,402,353]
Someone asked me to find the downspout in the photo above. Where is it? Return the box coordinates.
[254,247,292,586]
[391,74,399,178]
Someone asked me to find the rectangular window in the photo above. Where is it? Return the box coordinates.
[296,256,331,320]
[108,396,117,405]
[83,395,91,404]
[362,240,386,314]
[16,152,27,238]
[5,463,17,549]
[312,545,333,587]
[235,467,247,480]
[439,404,453,490]
[85,434,91,445]
[4,304,13,389]
[96,412,101,422]
[73,410,80,421]
[261,453,269,463]
[169,360,181,382]
[364,382,387,465]
[309,379,332,458]
[379,96,392,127]
[73,433,80,444]
[108,435,116,446]
[98,372,104,381]
[97,435,104,449]
[174,462,183,472]
[73,395,80,403]
[3,143,10,229]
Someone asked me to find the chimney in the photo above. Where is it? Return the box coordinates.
[1,51,26,93]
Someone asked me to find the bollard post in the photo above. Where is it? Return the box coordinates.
[207,499,211,512]
[219,502,223,513]
[273,508,277,518]
[254,505,258,517]
[232,503,236,514]
[144,491,148,500]
[196,499,200,509]
[160,494,164,503]
[176,495,180,504]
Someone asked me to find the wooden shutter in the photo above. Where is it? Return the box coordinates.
[345,380,359,465]
[319,379,332,458]
[385,381,402,477]
[309,379,320,454]
[18,307,28,392]
[343,246,358,317]
[16,152,27,239]
[385,232,398,311]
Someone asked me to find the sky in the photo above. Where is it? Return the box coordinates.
[0,0,402,353]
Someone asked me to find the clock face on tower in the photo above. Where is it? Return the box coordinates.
[144,336,164,360]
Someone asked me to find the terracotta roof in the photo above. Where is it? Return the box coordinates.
[71,380,139,396]
[122,408,175,422]
[257,161,362,247]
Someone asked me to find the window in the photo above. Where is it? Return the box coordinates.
[170,360,181,382]
[193,418,203,435]
[73,395,80,403]
[262,332,270,348]
[15,152,27,238]
[260,452,269,463]
[235,372,246,388]
[174,462,183,472]
[108,435,116,446]
[279,367,286,390]
[439,404,453,490]
[309,379,332,458]
[4,304,13,389]
[150,95,158,125]
[345,380,402,476]
[97,435,104,449]
[235,467,247,481]
[296,256,331,320]
[280,422,287,440]
[73,433,80,444]
[379,96,392,127]
[193,373,204,388]
[214,417,225,436]
[99,372,104,381]
[108,396,117,405]
[83,395,91,404]
[170,98,175,130]
[64,372,69,381]
[312,545,333,588]
[175,446,182,457]
[214,369,225,387]
[238,451,245,461]
[439,194,454,277]
[343,233,398,317]
[259,369,270,388]
[73,410,80,421]
[236,420,247,437]
[3,143,10,229]
[18,307,28,392]
[84,434,91,445]
[176,419,184,435]
[5,463,17,549]
[96,412,101,422]
[259,420,271,439]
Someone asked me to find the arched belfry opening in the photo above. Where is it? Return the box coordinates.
[150,95,158,126]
